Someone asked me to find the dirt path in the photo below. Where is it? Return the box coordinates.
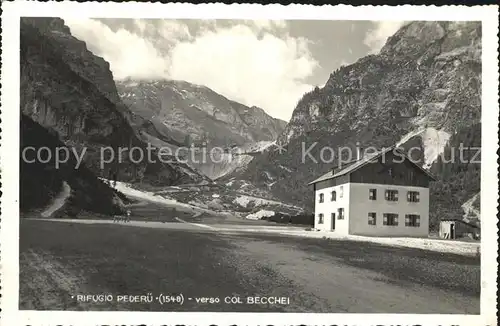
[20,219,479,313]
[31,217,304,233]
[41,181,71,218]
[32,217,480,256]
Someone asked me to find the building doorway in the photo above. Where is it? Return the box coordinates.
[450,223,455,239]
[331,213,336,231]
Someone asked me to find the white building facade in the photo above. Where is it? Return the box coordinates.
[310,148,434,237]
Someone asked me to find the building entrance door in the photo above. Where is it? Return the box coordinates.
[450,223,455,239]
[331,213,336,231]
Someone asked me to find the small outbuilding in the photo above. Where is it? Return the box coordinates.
[439,219,480,240]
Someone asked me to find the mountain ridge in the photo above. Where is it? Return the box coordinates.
[116,78,287,148]
[228,21,481,230]
[115,78,287,179]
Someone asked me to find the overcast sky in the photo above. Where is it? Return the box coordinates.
[64,18,404,121]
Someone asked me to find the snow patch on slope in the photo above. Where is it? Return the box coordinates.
[105,179,213,213]
[195,152,253,180]
[241,140,276,153]
[396,127,451,168]
[197,141,276,180]
[462,192,480,222]
[421,128,451,168]
[245,210,275,220]
[233,195,301,210]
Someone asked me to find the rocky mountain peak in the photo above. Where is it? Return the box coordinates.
[280,21,480,148]
[22,17,71,35]
[116,78,287,147]
[379,21,481,68]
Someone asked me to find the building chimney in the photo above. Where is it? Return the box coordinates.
[357,146,363,160]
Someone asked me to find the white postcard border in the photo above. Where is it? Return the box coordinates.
[1,2,498,325]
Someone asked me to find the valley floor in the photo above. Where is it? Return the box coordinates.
[20,204,480,313]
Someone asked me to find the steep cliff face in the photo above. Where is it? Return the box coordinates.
[116,79,287,147]
[232,21,481,228]
[280,21,480,146]
[20,18,210,214]
[20,18,207,187]
[238,106,287,142]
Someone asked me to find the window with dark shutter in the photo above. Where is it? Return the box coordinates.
[383,213,398,226]
[385,190,398,201]
[369,189,377,200]
[405,214,420,227]
[331,191,336,201]
[368,212,376,225]
[407,191,420,202]
[319,193,324,203]
[338,208,344,220]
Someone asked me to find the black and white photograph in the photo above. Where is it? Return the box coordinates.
[1,2,498,326]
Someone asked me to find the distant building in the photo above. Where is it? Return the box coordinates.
[439,219,480,240]
[308,147,435,237]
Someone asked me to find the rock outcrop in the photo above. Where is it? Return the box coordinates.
[280,21,480,147]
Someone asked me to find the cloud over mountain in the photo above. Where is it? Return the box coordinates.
[65,18,317,121]
[364,21,406,53]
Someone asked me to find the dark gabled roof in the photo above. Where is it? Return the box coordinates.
[308,146,436,185]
